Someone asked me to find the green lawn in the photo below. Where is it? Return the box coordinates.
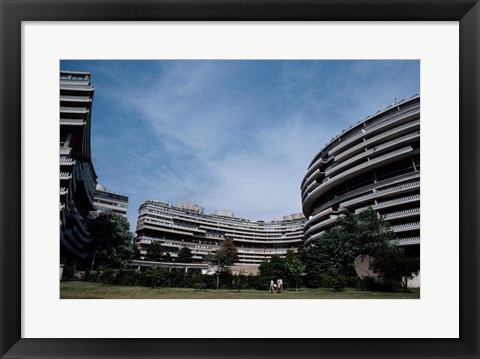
[60,281,420,299]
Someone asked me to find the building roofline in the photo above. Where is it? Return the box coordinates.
[306,94,420,170]
[60,70,91,75]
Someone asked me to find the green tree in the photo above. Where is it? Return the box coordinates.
[162,253,173,263]
[305,207,394,280]
[177,247,193,263]
[370,245,420,291]
[259,255,287,280]
[144,241,163,262]
[217,236,239,266]
[87,211,135,269]
[258,255,288,291]
[209,236,239,289]
[132,245,142,260]
[285,255,306,291]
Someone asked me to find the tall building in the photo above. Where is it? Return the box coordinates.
[93,184,129,217]
[135,200,306,265]
[60,70,98,276]
[301,95,420,255]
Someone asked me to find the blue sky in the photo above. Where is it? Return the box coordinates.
[60,60,420,231]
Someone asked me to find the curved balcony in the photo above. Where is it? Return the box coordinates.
[303,216,337,237]
[397,237,421,246]
[326,130,420,178]
[302,169,325,193]
[60,157,75,166]
[373,193,420,210]
[334,120,419,163]
[60,95,92,102]
[390,222,420,233]
[301,96,420,250]
[338,179,420,210]
[328,105,419,157]
[60,118,86,126]
[383,208,420,221]
[61,229,88,259]
[60,171,72,180]
[305,157,328,178]
[305,207,338,227]
[60,107,89,113]
[303,146,414,212]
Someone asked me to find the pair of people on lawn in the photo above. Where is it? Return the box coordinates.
[269,278,283,293]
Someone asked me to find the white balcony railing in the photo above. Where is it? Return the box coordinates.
[303,146,413,203]
[374,193,420,209]
[60,118,86,126]
[384,208,420,219]
[390,222,420,231]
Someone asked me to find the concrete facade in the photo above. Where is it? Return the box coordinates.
[60,70,98,272]
[301,95,420,255]
[93,183,129,218]
[135,200,306,265]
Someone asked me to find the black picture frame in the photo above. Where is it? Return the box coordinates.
[1,1,479,358]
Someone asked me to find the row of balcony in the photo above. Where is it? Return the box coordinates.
[60,157,75,165]
[328,105,419,157]
[383,207,420,220]
[141,224,193,237]
[60,230,85,259]
[303,216,338,237]
[325,130,420,179]
[139,235,299,256]
[322,146,413,188]
[141,203,306,229]
[60,85,94,92]
[390,222,420,232]
[60,95,92,101]
[139,221,303,243]
[60,118,86,126]
[397,237,420,245]
[303,145,413,206]
[305,157,328,178]
[139,211,304,238]
[302,125,419,192]
[306,171,420,220]
[376,179,420,194]
[338,178,420,211]
[334,119,420,163]
[60,106,89,112]
[305,207,338,227]
[374,193,420,209]
[60,79,90,86]
[60,172,72,180]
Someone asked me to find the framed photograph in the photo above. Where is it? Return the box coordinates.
[1,0,479,358]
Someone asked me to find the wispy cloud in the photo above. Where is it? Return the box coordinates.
[62,60,420,229]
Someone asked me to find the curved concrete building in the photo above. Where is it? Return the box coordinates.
[301,95,420,253]
[135,200,306,265]
[60,70,98,267]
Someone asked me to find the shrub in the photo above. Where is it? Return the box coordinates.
[219,269,233,289]
[82,270,92,281]
[115,268,141,286]
[98,267,116,285]
[356,276,400,291]
[330,272,347,292]
[143,267,170,288]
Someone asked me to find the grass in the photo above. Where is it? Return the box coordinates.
[60,281,420,299]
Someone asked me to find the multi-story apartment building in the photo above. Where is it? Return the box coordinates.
[301,95,420,255]
[135,201,306,265]
[60,70,98,276]
[93,184,129,217]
